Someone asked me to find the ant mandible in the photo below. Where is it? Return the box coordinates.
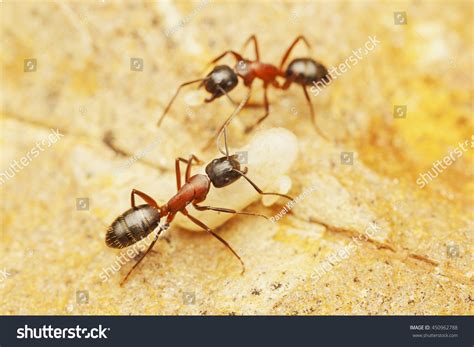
[157,35,331,138]
[107,96,294,285]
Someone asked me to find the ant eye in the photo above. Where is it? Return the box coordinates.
[236,60,249,74]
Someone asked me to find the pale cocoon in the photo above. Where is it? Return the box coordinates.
[173,127,299,231]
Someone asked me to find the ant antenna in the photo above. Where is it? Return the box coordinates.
[216,90,251,157]
[158,78,212,127]
[215,85,238,107]
[223,126,230,158]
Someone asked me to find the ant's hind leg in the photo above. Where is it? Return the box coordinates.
[181,209,245,274]
[120,227,163,286]
[279,35,312,70]
[131,189,160,209]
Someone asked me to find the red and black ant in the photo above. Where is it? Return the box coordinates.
[157,35,331,138]
[107,97,294,285]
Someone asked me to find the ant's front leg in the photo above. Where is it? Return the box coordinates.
[175,155,203,190]
[193,203,269,220]
[181,208,245,274]
[207,50,244,68]
[184,155,203,181]
[231,169,294,201]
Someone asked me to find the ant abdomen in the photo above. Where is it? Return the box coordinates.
[285,58,330,86]
[106,204,161,249]
[201,65,238,100]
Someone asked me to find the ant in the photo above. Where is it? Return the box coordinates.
[157,35,331,138]
[107,96,294,285]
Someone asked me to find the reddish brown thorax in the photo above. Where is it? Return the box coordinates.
[165,174,211,216]
[235,60,282,87]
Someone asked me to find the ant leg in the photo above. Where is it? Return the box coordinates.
[231,169,294,201]
[244,86,269,133]
[184,155,202,181]
[301,85,329,140]
[158,78,207,127]
[175,155,202,190]
[181,209,245,274]
[281,75,294,90]
[103,131,128,157]
[279,35,312,70]
[241,34,260,61]
[193,203,269,220]
[207,50,244,68]
[175,158,185,191]
[120,226,165,286]
[131,189,160,209]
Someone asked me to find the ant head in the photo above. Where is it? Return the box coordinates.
[205,155,245,188]
[285,58,331,86]
[202,65,238,99]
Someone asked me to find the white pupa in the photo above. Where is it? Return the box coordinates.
[173,127,299,231]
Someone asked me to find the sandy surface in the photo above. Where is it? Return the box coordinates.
[0,0,473,315]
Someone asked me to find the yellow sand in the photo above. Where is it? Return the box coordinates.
[0,0,472,315]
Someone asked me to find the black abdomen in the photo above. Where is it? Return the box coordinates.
[106,204,161,249]
[285,58,330,86]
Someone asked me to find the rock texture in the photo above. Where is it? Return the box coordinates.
[0,0,472,315]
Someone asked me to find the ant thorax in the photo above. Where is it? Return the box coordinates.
[235,60,251,78]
